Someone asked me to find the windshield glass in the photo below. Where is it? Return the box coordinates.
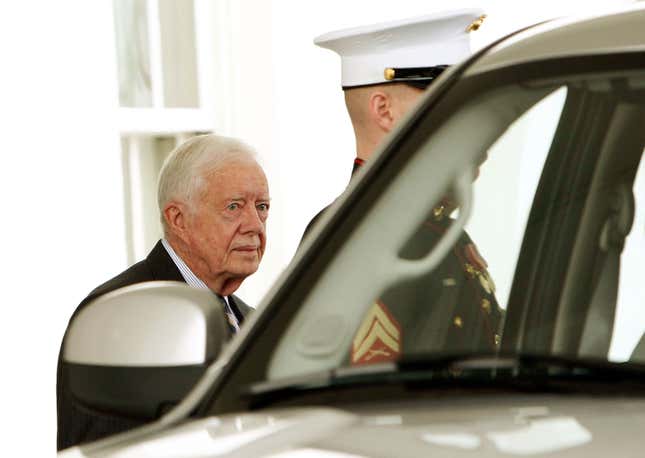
[262,60,645,383]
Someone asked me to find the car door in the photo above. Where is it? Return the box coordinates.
[187,50,645,419]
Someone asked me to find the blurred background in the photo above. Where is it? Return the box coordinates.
[0,0,636,454]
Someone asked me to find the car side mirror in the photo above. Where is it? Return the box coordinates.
[62,281,229,420]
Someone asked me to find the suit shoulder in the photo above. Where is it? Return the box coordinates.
[79,259,154,310]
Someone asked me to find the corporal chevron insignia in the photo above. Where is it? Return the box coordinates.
[352,301,402,365]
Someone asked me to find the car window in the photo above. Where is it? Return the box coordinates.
[218,62,645,395]
[266,81,570,380]
[202,59,645,418]
[611,150,645,361]
[466,87,567,308]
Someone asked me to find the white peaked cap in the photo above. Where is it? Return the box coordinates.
[314,8,486,88]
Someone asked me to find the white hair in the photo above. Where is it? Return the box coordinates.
[157,134,258,233]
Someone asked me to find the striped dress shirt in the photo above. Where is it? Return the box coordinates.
[161,239,240,332]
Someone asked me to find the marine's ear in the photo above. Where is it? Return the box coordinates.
[368,90,396,133]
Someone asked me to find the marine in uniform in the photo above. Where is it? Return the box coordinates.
[352,201,503,365]
[307,10,504,364]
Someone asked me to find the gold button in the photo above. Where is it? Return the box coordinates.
[464,263,477,277]
[384,68,396,80]
[479,274,492,294]
[481,299,491,313]
[443,278,457,287]
[453,316,463,328]
[433,205,445,221]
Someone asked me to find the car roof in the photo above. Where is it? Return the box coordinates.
[466,4,645,76]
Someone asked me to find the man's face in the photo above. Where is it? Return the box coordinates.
[183,158,270,294]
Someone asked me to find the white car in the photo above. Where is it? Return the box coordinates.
[60,4,645,456]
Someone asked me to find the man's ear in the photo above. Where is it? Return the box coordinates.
[163,202,189,241]
[369,91,395,132]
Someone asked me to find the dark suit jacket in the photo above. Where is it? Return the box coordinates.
[57,240,253,450]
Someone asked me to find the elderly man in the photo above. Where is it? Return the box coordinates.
[304,10,503,364]
[57,134,270,450]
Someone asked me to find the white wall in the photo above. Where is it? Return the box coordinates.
[0,1,125,455]
[0,0,636,455]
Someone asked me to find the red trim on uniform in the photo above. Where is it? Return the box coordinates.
[356,315,396,351]
[376,300,401,326]
[351,301,402,365]
[464,243,488,270]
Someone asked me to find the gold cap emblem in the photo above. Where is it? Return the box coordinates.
[384,67,396,81]
[466,14,487,33]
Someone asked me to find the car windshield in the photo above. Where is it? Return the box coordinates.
[200,56,645,419]
[256,56,645,386]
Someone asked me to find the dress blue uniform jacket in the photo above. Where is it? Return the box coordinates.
[300,160,503,365]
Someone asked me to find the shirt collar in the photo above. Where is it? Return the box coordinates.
[352,157,365,175]
[161,238,209,290]
[161,239,238,332]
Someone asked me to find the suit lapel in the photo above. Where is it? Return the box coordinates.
[229,295,254,322]
[145,240,185,282]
